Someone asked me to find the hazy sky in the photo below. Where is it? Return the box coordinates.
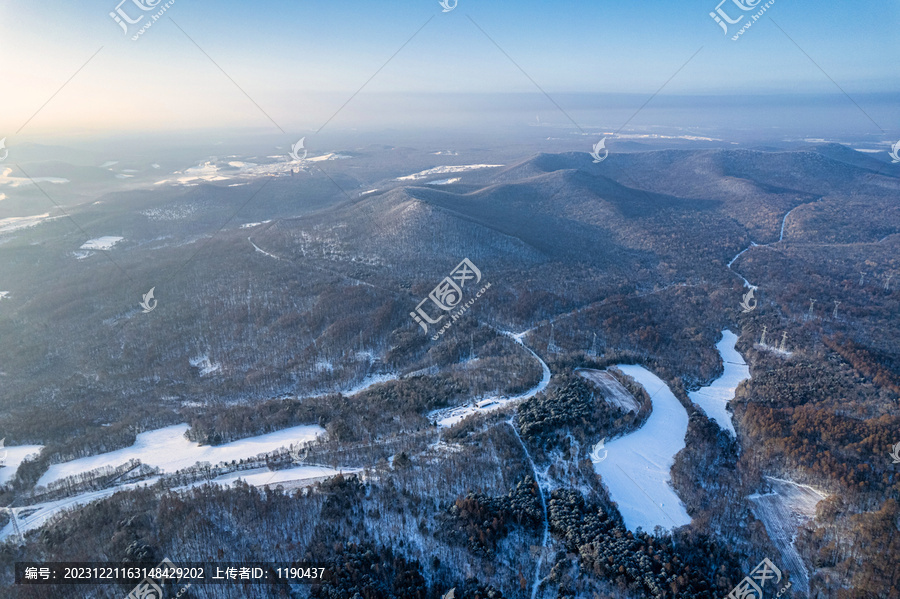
[1,0,897,138]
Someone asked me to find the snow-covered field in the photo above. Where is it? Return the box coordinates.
[0,443,44,486]
[577,369,640,412]
[80,236,124,250]
[426,177,461,185]
[395,164,503,181]
[37,424,325,488]
[688,330,749,436]
[750,477,827,594]
[593,365,691,533]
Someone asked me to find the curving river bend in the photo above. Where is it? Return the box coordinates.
[591,330,749,532]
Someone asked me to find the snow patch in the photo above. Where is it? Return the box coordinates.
[190,355,220,376]
[306,153,351,162]
[395,164,503,181]
[577,369,640,412]
[240,220,272,229]
[0,443,44,487]
[80,236,124,251]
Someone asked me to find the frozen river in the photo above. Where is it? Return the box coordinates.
[592,364,692,533]
[688,330,749,437]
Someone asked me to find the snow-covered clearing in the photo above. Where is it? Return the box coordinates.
[592,365,691,533]
[577,369,640,412]
[80,236,123,250]
[37,424,325,488]
[189,355,220,376]
[426,178,461,185]
[688,330,749,436]
[0,443,44,486]
[395,164,503,181]
[432,331,551,427]
[750,477,828,594]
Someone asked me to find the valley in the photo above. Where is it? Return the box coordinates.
[0,141,898,598]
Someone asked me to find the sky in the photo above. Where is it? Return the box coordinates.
[0,0,897,140]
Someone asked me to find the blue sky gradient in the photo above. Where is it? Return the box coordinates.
[1,0,897,137]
